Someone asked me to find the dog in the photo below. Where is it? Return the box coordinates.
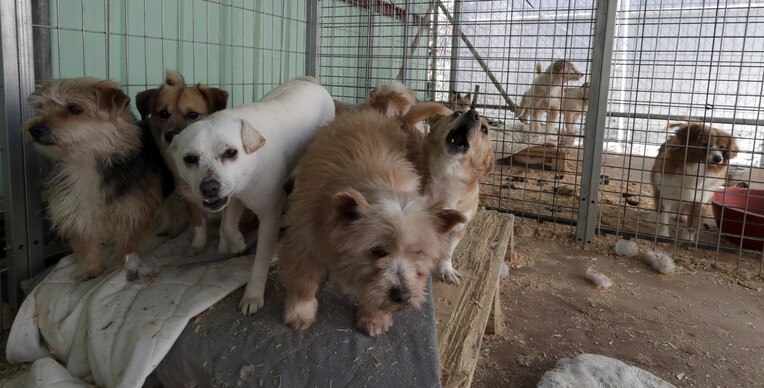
[170,77,335,315]
[333,80,419,119]
[404,104,495,283]
[23,78,172,280]
[515,60,583,133]
[136,70,229,250]
[651,122,738,241]
[430,92,472,129]
[560,82,591,146]
[279,109,466,336]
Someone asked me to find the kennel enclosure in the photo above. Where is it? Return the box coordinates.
[2,0,763,330]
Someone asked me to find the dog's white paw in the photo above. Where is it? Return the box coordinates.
[239,284,265,316]
[356,312,393,337]
[438,259,462,284]
[229,237,247,254]
[216,238,229,254]
[284,298,318,330]
[657,226,670,238]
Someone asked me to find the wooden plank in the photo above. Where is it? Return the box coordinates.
[497,144,567,171]
[433,208,514,388]
[484,287,503,336]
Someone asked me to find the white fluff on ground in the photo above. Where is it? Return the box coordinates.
[538,354,676,388]
[643,251,676,274]
[614,240,639,258]
[585,267,613,289]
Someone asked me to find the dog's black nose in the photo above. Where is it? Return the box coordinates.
[164,131,176,144]
[200,180,220,198]
[465,109,480,122]
[29,124,50,139]
[711,154,723,164]
[389,287,411,304]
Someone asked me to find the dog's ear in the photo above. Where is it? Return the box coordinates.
[164,69,186,86]
[96,85,131,117]
[332,189,368,223]
[198,85,229,114]
[434,209,466,234]
[240,119,266,154]
[462,93,471,103]
[535,62,542,74]
[135,88,159,120]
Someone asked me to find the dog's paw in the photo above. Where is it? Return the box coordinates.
[186,246,205,257]
[437,259,462,284]
[356,312,393,337]
[73,267,102,282]
[284,298,318,330]
[216,238,229,254]
[239,294,265,316]
[229,235,247,254]
[657,226,671,238]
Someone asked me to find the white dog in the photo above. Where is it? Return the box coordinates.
[171,77,335,315]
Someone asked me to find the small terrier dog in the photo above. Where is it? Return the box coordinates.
[136,69,229,251]
[23,78,172,279]
[651,122,738,241]
[334,80,419,119]
[560,82,591,146]
[515,60,583,133]
[405,105,495,283]
[279,109,465,336]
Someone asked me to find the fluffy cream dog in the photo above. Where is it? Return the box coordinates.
[515,60,583,133]
[280,109,465,336]
[333,80,419,119]
[171,77,335,314]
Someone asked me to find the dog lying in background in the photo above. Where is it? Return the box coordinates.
[404,104,495,283]
[23,78,172,280]
[279,108,465,336]
[515,60,583,133]
[171,77,335,315]
[136,70,229,251]
[560,82,591,146]
[333,80,419,120]
[651,122,738,241]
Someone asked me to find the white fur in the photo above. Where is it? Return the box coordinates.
[643,251,675,274]
[585,267,612,289]
[171,77,335,315]
[654,162,725,240]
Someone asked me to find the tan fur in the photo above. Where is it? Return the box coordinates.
[515,60,583,133]
[333,80,419,120]
[23,78,167,279]
[136,69,228,241]
[431,92,471,128]
[651,122,738,240]
[280,110,465,336]
[560,82,591,146]
[411,108,495,283]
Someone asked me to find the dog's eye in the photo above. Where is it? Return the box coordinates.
[452,112,462,118]
[187,111,200,120]
[370,246,388,258]
[481,125,488,134]
[158,109,170,119]
[223,149,237,159]
[183,154,199,165]
[67,104,83,115]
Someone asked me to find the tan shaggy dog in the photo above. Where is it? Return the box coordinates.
[515,60,583,133]
[280,109,465,336]
[136,69,229,250]
[405,105,495,283]
[23,78,172,279]
[651,122,738,241]
[333,80,419,119]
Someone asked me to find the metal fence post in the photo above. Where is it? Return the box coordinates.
[305,0,321,78]
[448,0,462,96]
[575,0,617,246]
[1,0,42,312]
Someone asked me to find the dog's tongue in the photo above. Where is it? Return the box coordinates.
[204,198,221,204]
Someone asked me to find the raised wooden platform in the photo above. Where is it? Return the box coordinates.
[433,208,514,388]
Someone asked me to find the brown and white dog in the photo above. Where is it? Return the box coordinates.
[333,80,419,120]
[136,70,229,252]
[405,105,495,283]
[279,109,465,336]
[651,122,738,241]
[23,78,172,279]
[560,82,591,146]
[515,60,583,133]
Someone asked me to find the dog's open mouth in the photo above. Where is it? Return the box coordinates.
[446,128,470,154]
[202,196,229,211]
[33,137,58,146]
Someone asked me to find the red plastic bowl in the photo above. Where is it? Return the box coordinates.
[712,188,764,250]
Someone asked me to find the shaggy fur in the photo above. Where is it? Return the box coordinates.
[333,80,419,120]
[515,60,583,133]
[560,82,591,146]
[136,69,229,252]
[651,122,738,241]
[409,106,495,283]
[23,78,171,279]
[279,109,465,336]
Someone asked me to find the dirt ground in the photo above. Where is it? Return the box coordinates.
[472,221,764,387]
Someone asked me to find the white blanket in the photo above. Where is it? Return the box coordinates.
[4,231,252,388]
